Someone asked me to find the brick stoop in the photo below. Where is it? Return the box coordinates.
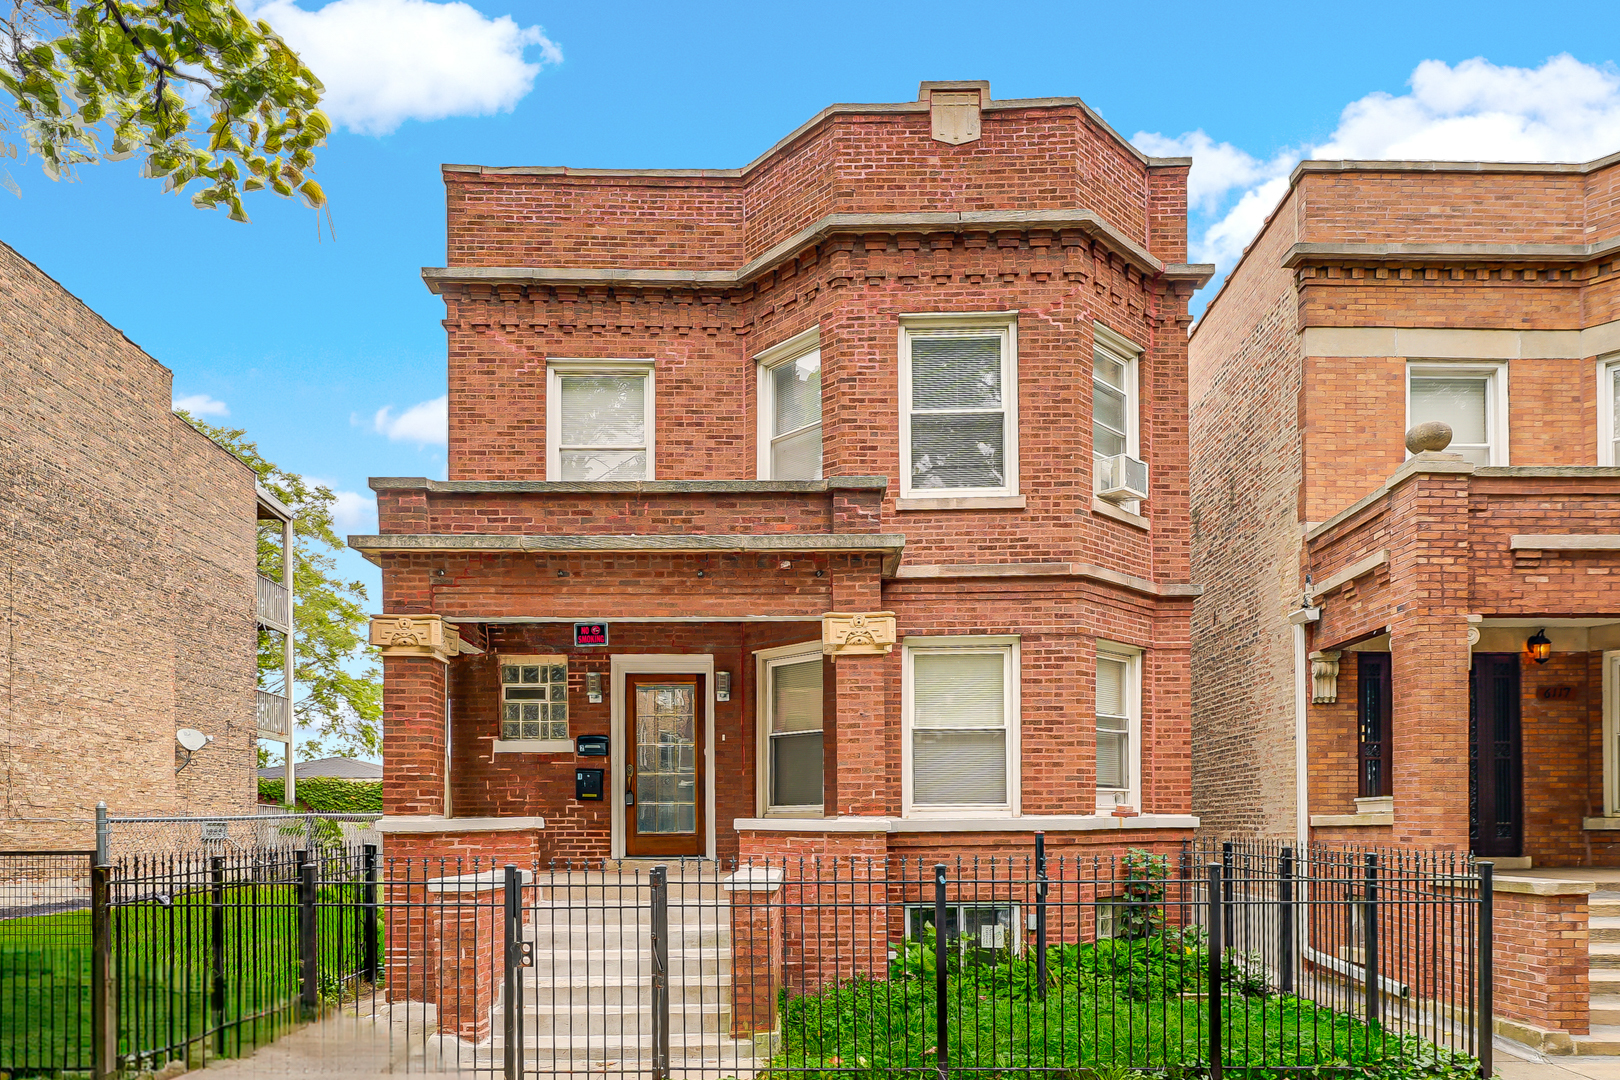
[1573,892,1620,1054]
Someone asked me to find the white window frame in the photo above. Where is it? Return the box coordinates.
[755,326,823,481]
[1091,322,1141,468]
[1599,356,1620,467]
[900,635,1021,817]
[493,653,573,754]
[1604,650,1620,817]
[1094,642,1142,814]
[546,359,657,481]
[754,639,826,817]
[1404,360,1509,466]
[897,313,1020,501]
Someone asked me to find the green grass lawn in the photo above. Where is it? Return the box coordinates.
[1,882,376,1076]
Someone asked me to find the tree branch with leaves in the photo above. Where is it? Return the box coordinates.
[0,0,327,217]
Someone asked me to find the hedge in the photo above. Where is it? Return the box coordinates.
[257,775,381,813]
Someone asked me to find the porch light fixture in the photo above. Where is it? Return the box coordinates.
[1526,629,1552,665]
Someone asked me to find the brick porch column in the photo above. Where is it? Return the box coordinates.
[724,865,784,1038]
[824,554,899,817]
[1491,873,1591,1052]
[408,867,532,1044]
[382,655,448,816]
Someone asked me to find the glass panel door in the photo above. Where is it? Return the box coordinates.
[625,675,704,857]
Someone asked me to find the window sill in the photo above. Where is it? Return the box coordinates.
[1091,498,1149,530]
[1584,816,1620,831]
[492,739,575,754]
[734,814,1201,833]
[895,495,1026,512]
[1309,812,1394,828]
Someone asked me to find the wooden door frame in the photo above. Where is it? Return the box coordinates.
[609,654,715,860]
[623,672,708,858]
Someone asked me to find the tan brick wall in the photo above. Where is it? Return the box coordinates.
[0,241,259,849]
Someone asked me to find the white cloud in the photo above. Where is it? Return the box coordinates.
[373,395,448,445]
[1145,54,1620,271]
[247,0,562,135]
[173,393,230,417]
[307,477,376,532]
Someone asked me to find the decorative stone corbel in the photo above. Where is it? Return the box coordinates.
[369,614,481,663]
[1309,650,1342,704]
[822,611,897,659]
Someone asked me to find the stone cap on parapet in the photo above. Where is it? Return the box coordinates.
[1290,149,1620,185]
[368,476,889,495]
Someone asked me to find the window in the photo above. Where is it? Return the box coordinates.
[1601,358,1620,466]
[547,361,655,480]
[756,642,824,814]
[904,903,1019,960]
[1406,363,1506,467]
[903,637,1019,813]
[1357,653,1393,799]
[1095,644,1141,812]
[757,330,823,480]
[899,315,1018,499]
[500,655,568,741]
[1092,325,1141,493]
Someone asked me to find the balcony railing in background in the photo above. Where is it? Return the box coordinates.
[256,689,290,737]
[255,574,291,632]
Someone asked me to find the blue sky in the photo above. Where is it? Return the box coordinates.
[4,0,1618,756]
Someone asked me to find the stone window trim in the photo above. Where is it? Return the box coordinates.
[545,357,657,482]
[754,325,823,481]
[897,312,1020,502]
[1092,322,1143,509]
[753,638,826,818]
[497,653,569,750]
[1404,359,1509,467]
[1603,649,1620,817]
[900,634,1022,817]
[1600,355,1620,467]
[1095,641,1143,814]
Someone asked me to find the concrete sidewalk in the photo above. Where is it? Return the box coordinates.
[1501,1054,1620,1079]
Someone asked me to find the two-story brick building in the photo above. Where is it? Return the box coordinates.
[1190,152,1620,867]
[356,82,1211,868]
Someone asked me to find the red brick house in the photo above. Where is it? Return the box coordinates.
[354,82,1210,869]
[1189,152,1620,866]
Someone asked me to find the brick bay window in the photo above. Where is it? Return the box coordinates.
[755,641,825,815]
[496,654,571,753]
[1357,653,1392,799]
[1406,361,1506,467]
[903,637,1020,815]
[1095,643,1141,813]
[756,327,822,481]
[1602,356,1620,465]
[547,360,656,480]
[898,314,1019,506]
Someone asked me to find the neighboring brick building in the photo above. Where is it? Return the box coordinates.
[1189,152,1620,863]
[0,240,292,849]
[356,82,1212,868]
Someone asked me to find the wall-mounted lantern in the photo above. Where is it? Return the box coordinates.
[1526,629,1552,665]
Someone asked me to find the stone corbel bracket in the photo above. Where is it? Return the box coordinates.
[369,614,484,663]
[822,611,898,659]
[1309,650,1341,704]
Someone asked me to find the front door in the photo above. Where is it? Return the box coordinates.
[1470,654,1523,858]
[624,674,706,858]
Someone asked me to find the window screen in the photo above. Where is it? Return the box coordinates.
[911,650,1008,806]
[1096,654,1130,791]
[768,350,822,480]
[1409,373,1491,467]
[906,332,1008,492]
[501,658,568,740]
[768,654,824,808]
[557,374,648,480]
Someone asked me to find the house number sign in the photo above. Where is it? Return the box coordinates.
[1536,685,1574,700]
[574,622,609,647]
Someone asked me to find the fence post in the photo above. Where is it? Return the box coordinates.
[650,865,670,1080]
[1207,862,1223,1080]
[1279,846,1295,994]
[91,862,116,1080]
[1034,832,1048,1000]
[95,801,109,865]
[1220,840,1234,958]
[1363,853,1379,1029]
[363,844,380,983]
[934,863,949,1080]
[1478,860,1494,1079]
[211,856,227,1057]
[503,864,521,1080]
[299,860,317,1018]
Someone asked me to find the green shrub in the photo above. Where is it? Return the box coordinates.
[257,775,381,814]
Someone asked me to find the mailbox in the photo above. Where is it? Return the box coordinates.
[575,768,605,801]
[576,734,609,757]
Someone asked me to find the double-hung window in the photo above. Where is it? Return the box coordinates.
[1095,644,1141,812]
[1092,324,1141,493]
[1406,362,1506,467]
[756,641,825,814]
[1601,357,1620,466]
[547,361,656,480]
[903,637,1019,814]
[899,315,1018,500]
[756,328,823,480]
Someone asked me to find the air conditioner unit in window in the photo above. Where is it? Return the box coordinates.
[1096,453,1149,504]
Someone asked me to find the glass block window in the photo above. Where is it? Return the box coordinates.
[500,655,568,741]
[900,319,1017,498]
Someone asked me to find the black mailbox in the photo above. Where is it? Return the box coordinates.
[575,734,609,757]
[575,768,604,801]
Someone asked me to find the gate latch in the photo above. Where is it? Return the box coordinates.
[519,940,535,968]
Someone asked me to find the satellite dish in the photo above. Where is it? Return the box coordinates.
[177,728,208,752]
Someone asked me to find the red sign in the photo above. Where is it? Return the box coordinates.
[574,622,609,647]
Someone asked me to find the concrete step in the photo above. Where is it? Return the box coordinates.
[516,974,732,1005]
[1572,1026,1620,1055]
[470,1032,758,1058]
[1589,943,1620,970]
[524,947,731,977]
[519,1003,730,1036]
[1592,917,1620,944]
[1591,999,1620,1027]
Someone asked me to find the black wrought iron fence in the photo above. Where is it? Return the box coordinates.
[0,850,95,1075]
